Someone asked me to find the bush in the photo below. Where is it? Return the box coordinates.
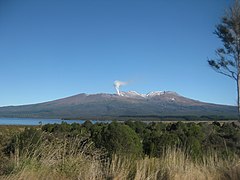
[92,121,143,157]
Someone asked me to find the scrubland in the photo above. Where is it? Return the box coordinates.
[1,121,240,180]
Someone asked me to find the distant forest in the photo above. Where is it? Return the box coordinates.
[62,115,239,121]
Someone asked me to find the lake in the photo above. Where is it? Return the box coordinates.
[0,117,110,126]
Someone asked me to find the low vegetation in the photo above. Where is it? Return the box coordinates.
[1,121,240,179]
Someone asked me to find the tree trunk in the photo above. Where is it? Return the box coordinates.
[238,73,240,120]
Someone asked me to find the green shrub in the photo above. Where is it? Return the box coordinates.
[92,121,143,157]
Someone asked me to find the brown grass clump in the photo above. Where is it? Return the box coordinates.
[2,135,105,180]
[105,148,240,180]
[2,135,240,180]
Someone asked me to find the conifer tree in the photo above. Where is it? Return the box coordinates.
[208,0,240,116]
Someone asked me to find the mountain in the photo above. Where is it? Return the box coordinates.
[0,91,237,120]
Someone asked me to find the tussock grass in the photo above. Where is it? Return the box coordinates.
[2,133,240,180]
[3,134,106,180]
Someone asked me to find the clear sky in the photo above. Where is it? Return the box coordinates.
[0,0,236,107]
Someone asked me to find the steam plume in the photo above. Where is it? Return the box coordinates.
[114,80,127,95]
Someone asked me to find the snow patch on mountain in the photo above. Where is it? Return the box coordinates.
[119,91,146,98]
[146,91,165,97]
[117,91,178,98]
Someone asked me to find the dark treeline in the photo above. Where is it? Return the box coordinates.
[62,115,238,121]
[119,115,238,121]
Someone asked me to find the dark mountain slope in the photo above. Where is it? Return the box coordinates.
[0,91,237,119]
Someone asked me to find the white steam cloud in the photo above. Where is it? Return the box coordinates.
[114,80,127,95]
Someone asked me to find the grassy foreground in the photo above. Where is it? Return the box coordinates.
[1,122,240,179]
[1,136,240,180]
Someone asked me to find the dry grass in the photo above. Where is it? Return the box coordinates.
[1,136,240,180]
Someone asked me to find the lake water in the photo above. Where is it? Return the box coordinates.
[0,118,110,126]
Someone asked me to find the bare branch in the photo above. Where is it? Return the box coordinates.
[223,63,237,79]
[208,59,237,80]
[212,67,237,81]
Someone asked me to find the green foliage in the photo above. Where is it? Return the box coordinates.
[82,120,93,130]
[132,121,240,159]
[1,120,240,178]
[124,120,147,138]
[3,121,240,164]
[5,127,42,157]
[92,121,143,157]
[208,1,240,81]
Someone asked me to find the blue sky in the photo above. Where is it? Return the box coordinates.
[0,0,236,106]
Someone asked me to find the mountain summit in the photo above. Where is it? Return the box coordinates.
[0,91,237,119]
[118,91,175,98]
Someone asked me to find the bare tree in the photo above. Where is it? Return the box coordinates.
[208,0,240,116]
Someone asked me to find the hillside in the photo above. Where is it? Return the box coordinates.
[0,91,237,119]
